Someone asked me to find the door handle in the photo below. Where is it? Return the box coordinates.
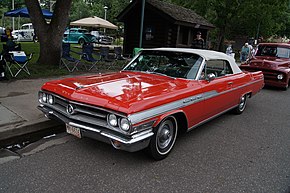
[227,82,233,85]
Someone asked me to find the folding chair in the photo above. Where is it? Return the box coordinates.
[109,47,129,70]
[3,43,21,52]
[5,51,33,77]
[60,43,81,72]
[99,47,113,62]
[114,47,125,60]
[81,43,101,71]
[2,43,21,62]
[99,47,116,70]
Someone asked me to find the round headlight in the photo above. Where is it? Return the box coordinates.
[277,74,284,80]
[120,118,130,131]
[48,95,54,105]
[108,114,118,127]
[42,93,47,103]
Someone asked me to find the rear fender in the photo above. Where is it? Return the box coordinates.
[249,70,264,80]
[245,71,264,97]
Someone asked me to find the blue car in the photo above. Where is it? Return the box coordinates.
[63,28,97,44]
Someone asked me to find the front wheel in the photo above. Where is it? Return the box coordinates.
[78,38,85,45]
[233,94,247,114]
[148,116,178,160]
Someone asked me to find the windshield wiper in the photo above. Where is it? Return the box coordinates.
[146,71,170,77]
[122,70,173,78]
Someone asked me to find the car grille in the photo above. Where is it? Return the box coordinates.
[43,92,125,133]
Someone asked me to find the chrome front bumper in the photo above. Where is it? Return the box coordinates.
[38,105,153,152]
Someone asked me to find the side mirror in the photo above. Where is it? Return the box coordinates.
[206,73,216,82]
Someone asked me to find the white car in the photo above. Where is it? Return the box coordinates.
[91,31,113,45]
[12,23,35,41]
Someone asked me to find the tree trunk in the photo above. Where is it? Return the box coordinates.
[25,0,72,66]
[216,28,225,52]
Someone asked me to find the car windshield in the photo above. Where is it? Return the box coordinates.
[256,45,290,58]
[123,50,203,79]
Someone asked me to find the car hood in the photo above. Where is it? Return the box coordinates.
[249,56,289,68]
[41,71,200,114]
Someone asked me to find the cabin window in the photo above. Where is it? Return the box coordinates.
[201,60,233,79]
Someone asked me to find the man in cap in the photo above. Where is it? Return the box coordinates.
[191,31,205,49]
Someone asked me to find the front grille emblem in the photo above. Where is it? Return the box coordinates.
[66,104,75,115]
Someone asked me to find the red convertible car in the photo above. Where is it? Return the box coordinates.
[38,48,264,160]
[240,43,290,90]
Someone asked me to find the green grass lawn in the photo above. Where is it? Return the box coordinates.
[1,42,127,80]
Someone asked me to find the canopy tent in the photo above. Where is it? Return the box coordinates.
[70,16,118,30]
[4,7,53,19]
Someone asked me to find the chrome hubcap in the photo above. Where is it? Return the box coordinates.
[157,121,173,150]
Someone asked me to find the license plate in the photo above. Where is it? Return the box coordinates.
[66,124,81,138]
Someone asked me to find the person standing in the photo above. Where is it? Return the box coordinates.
[226,44,235,59]
[250,44,258,58]
[191,31,205,49]
[226,44,233,55]
[240,43,250,63]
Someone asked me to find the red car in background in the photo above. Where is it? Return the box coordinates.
[240,43,290,90]
[38,48,264,160]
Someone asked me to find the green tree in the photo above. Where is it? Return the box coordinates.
[70,0,92,21]
[169,0,290,50]
[234,0,289,38]
[69,0,130,23]
[278,4,290,37]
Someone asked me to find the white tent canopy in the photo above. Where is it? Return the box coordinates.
[70,16,118,30]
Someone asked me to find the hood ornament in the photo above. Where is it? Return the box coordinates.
[73,82,84,90]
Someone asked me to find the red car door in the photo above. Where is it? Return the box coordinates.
[223,72,251,107]
[199,77,233,119]
[198,59,238,119]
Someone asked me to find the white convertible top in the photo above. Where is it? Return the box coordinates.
[144,48,242,74]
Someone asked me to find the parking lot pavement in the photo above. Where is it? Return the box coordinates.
[0,78,63,143]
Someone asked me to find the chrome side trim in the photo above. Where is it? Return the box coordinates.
[129,91,216,124]
[131,129,153,139]
[129,79,263,125]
